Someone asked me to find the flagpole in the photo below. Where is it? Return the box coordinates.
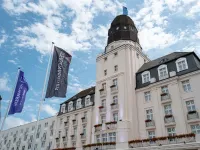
[0,68,21,132]
[0,95,2,126]
[31,42,54,150]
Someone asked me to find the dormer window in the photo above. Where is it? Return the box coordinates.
[85,95,91,106]
[158,65,168,80]
[176,57,188,72]
[61,104,66,113]
[141,71,150,83]
[68,102,73,111]
[76,99,82,109]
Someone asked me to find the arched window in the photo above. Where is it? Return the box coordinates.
[68,101,73,111]
[61,104,66,113]
[158,65,169,80]
[85,95,91,106]
[76,98,82,109]
[176,57,188,72]
[141,71,150,83]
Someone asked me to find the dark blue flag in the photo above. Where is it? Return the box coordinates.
[123,6,128,15]
[8,70,29,115]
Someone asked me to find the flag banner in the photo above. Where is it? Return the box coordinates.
[45,46,72,98]
[123,6,128,15]
[8,70,29,115]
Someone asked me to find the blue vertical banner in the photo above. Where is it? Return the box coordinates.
[8,70,29,115]
[123,6,128,15]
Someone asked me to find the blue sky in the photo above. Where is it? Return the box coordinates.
[0,0,200,129]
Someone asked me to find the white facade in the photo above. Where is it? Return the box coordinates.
[0,116,56,150]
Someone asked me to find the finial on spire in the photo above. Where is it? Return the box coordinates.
[123,6,128,15]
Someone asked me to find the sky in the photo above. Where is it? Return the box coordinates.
[0,0,200,130]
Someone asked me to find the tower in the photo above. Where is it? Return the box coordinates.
[93,14,150,149]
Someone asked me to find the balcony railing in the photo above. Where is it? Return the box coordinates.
[82,117,87,123]
[71,135,76,141]
[105,122,117,130]
[129,133,195,148]
[64,122,69,127]
[81,134,86,139]
[110,103,118,110]
[187,111,199,120]
[99,107,106,113]
[83,142,116,150]
[161,93,171,102]
[159,75,169,80]
[94,124,102,132]
[72,120,77,125]
[110,85,118,94]
[145,120,155,128]
[99,89,106,97]
[164,115,175,124]
[55,138,60,143]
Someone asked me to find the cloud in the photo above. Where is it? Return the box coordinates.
[8,58,19,65]
[42,104,57,116]
[0,73,11,91]
[0,29,8,47]
[5,116,28,129]
[49,98,62,104]
[30,86,41,97]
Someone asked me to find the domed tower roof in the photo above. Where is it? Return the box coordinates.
[107,15,139,45]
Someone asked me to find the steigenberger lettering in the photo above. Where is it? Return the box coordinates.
[55,51,65,91]
[14,84,23,106]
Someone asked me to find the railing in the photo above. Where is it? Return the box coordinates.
[94,125,102,132]
[105,122,117,130]
[187,111,199,120]
[82,118,87,123]
[164,115,175,124]
[110,86,118,93]
[71,136,76,141]
[111,104,119,110]
[99,107,106,113]
[64,122,69,127]
[72,120,77,125]
[100,90,106,97]
[81,134,86,139]
[55,138,60,143]
[145,120,155,127]
[129,133,195,148]
[83,142,116,150]
[161,93,171,101]
[159,75,169,80]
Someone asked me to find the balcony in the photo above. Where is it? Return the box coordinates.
[83,142,116,150]
[105,121,117,130]
[81,117,87,124]
[164,115,175,126]
[110,85,118,94]
[72,120,77,126]
[99,89,106,98]
[80,133,86,140]
[129,133,196,149]
[99,106,106,114]
[161,93,171,103]
[187,111,199,122]
[145,120,155,129]
[55,138,60,143]
[110,103,119,111]
[71,135,76,141]
[62,136,67,142]
[94,124,102,132]
[50,125,54,130]
[64,121,69,127]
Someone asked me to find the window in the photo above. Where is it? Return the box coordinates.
[50,130,53,136]
[182,80,191,92]
[28,144,31,149]
[167,127,176,136]
[65,129,68,136]
[109,132,116,142]
[61,104,66,113]
[45,122,48,127]
[82,141,85,146]
[22,146,25,150]
[60,118,63,125]
[144,91,151,102]
[72,142,76,147]
[68,102,73,111]
[142,71,150,83]
[176,57,188,72]
[161,86,169,93]
[32,126,35,131]
[102,133,107,142]
[113,113,118,122]
[83,125,86,135]
[113,96,118,104]
[74,127,77,136]
[191,124,200,134]
[146,109,153,120]
[158,65,168,80]
[114,65,118,72]
[148,131,155,139]
[85,95,91,106]
[186,100,196,112]
[164,104,172,115]
[76,99,82,109]
[67,116,70,122]
[104,70,107,76]
[41,141,45,147]
[101,99,106,107]
[136,53,139,58]
[102,83,106,90]
[58,131,61,138]
[96,135,101,143]
[101,115,106,124]
[113,79,118,86]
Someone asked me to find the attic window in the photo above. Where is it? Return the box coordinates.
[160,58,169,64]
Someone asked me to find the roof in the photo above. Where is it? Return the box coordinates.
[61,86,95,105]
[137,52,192,73]
[111,15,135,27]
